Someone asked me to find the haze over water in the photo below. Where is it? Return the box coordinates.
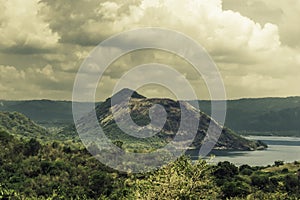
[188,136,300,166]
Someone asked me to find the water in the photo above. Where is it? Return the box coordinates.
[187,136,300,166]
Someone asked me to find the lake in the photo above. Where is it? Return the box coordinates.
[187,136,300,166]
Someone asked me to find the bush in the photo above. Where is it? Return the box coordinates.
[89,171,113,197]
[281,168,289,173]
[222,181,251,198]
[24,138,41,156]
[214,161,238,180]
[240,165,254,176]
[284,174,298,192]
[251,174,270,190]
[0,130,12,143]
[274,160,284,167]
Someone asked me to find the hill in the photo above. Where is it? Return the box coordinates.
[195,97,300,136]
[0,111,49,138]
[76,89,266,151]
[0,111,79,140]
[0,100,97,127]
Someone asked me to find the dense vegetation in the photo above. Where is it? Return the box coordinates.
[0,128,299,199]
[0,112,49,138]
[195,97,300,137]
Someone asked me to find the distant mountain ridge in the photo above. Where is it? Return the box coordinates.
[195,97,300,136]
[0,100,98,127]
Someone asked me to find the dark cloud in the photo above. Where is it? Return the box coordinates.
[1,46,53,55]
[40,0,142,46]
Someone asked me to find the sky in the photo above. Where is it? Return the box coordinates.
[0,0,300,100]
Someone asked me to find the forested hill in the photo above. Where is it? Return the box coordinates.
[0,111,49,138]
[0,100,98,127]
[194,97,300,136]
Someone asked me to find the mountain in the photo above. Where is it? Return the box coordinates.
[0,111,49,138]
[76,89,266,151]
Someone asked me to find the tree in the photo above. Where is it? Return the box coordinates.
[24,138,41,156]
[89,171,113,198]
[222,181,251,198]
[240,164,254,176]
[251,174,270,190]
[133,157,220,199]
[0,130,12,143]
[214,161,238,181]
[112,140,124,149]
[284,174,298,193]
[274,160,284,167]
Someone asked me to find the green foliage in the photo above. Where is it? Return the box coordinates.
[222,180,251,198]
[284,174,298,193]
[24,138,41,156]
[214,161,239,182]
[0,129,300,199]
[251,173,270,190]
[195,97,300,135]
[0,112,49,139]
[274,160,285,167]
[89,171,113,197]
[132,157,219,199]
[239,164,254,176]
[112,140,124,149]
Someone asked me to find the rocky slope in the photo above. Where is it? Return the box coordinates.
[78,88,267,151]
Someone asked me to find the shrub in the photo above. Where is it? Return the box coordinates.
[214,161,238,180]
[24,138,41,156]
[222,181,251,198]
[251,174,270,190]
[274,160,284,167]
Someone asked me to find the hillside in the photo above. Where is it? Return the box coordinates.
[195,97,300,136]
[76,89,266,151]
[0,111,78,140]
[0,112,49,138]
[0,100,97,127]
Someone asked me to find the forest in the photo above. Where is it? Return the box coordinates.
[1,127,300,199]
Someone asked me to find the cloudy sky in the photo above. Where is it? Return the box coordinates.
[0,0,299,100]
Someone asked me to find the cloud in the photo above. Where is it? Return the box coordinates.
[0,0,59,54]
[40,0,142,46]
[1,0,300,100]
[0,64,74,100]
[41,0,280,54]
[223,0,300,48]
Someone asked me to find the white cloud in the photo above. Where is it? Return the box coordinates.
[0,0,59,53]
[0,65,26,80]
[0,64,73,99]
[34,65,58,82]
[1,0,300,100]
